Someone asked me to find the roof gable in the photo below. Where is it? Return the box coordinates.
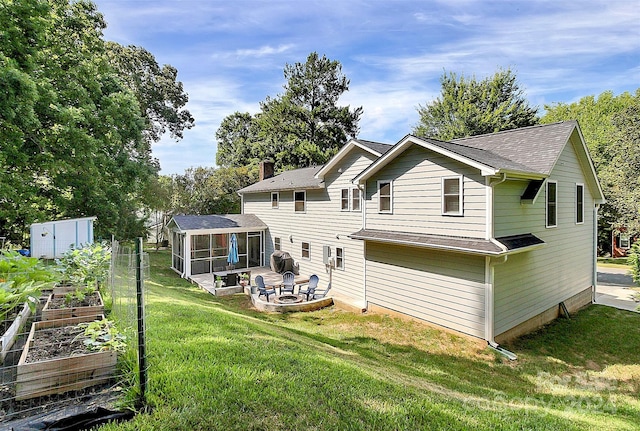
[315,139,392,180]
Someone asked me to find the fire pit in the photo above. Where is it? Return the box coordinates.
[274,294,304,304]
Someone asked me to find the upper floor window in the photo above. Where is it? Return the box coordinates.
[546,180,557,228]
[442,176,463,216]
[294,190,306,212]
[335,247,344,270]
[576,183,584,224]
[301,241,310,259]
[271,192,279,209]
[378,180,392,213]
[274,237,281,251]
[341,189,349,211]
[351,188,361,212]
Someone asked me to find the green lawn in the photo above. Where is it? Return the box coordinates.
[100,251,640,430]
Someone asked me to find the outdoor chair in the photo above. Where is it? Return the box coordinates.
[298,274,319,301]
[255,275,276,302]
[280,271,295,294]
[311,282,331,300]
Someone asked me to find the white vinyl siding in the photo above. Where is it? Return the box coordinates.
[493,133,596,336]
[365,144,487,238]
[546,181,557,228]
[366,242,486,338]
[243,149,377,305]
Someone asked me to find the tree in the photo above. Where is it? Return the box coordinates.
[216,52,362,171]
[106,43,194,144]
[413,68,539,140]
[215,112,259,168]
[0,0,190,242]
[542,89,640,253]
[168,166,258,215]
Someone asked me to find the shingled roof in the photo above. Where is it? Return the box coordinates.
[169,214,267,231]
[354,121,584,183]
[237,165,324,194]
[348,229,545,256]
[450,121,578,175]
[355,139,394,156]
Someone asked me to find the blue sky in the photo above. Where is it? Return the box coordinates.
[94,0,640,175]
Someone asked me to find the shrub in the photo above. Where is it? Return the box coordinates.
[627,242,640,286]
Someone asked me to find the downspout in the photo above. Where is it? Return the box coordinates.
[485,173,517,360]
[359,182,368,309]
[593,204,600,302]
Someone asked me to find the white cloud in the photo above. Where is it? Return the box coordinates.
[235,44,295,58]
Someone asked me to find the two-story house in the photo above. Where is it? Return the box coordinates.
[237,121,604,344]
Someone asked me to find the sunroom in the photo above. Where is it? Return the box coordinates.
[167,214,267,280]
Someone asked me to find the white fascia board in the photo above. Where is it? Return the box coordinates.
[315,140,382,180]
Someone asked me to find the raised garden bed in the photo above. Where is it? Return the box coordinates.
[0,302,31,362]
[52,282,80,295]
[41,291,104,321]
[15,314,117,400]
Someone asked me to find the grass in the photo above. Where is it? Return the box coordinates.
[100,251,640,430]
[597,258,631,269]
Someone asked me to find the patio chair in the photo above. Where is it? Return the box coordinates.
[311,282,331,300]
[255,275,276,302]
[280,271,295,294]
[298,274,319,301]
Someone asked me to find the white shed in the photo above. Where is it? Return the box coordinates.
[30,217,97,259]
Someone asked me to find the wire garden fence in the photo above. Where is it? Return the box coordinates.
[0,239,148,427]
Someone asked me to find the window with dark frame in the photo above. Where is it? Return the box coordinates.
[442,176,463,215]
[274,237,281,251]
[294,191,306,212]
[341,189,349,211]
[301,241,310,259]
[378,180,392,213]
[351,188,361,211]
[271,192,279,208]
[335,247,344,269]
[546,181,557,227]
[576,184,584,224]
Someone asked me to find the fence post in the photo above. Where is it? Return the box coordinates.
[136,237,147,407]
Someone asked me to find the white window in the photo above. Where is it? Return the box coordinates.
[274,237,281,251]
[620,233,630,249]
[341,189,349,211]
[351,188,361,212]
[378,180,392,213]
[271,192,279,209]
[294,190,306,213]
[442,176,463,216]
[546,180,557,228]
[301,241,310,259]
[335,247,344,270]
[576,183,584,224]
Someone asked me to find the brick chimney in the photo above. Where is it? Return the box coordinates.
[259,160,274,181]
